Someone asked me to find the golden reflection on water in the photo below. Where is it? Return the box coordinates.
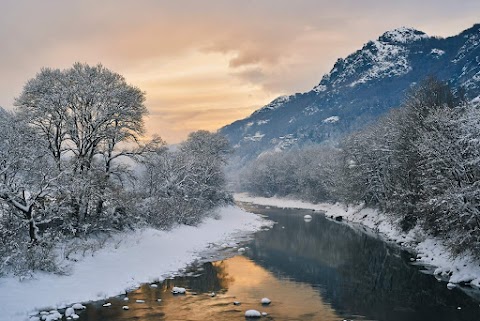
[92,255,342,321]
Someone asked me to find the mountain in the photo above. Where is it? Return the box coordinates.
[220,24,480,162]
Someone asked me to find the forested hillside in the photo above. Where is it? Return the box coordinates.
[241,78,480,257]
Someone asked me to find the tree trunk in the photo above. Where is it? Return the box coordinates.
[26,207,38,244]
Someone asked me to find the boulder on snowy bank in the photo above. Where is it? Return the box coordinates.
[172,286,186,294]
[71,304,86,310]
[65,307,75,318]
[41,311,62,321]
[245,309,262,318]
[261,297,271,305]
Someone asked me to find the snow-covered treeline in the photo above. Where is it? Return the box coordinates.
[241,77,480,258]
[240,145,339,203]
[0,63,232,277]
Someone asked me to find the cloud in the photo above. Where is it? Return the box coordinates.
[1,1,480,142]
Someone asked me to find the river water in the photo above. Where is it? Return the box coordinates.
[63,205,480,321]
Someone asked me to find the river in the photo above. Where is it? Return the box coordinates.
[47,205,480,321]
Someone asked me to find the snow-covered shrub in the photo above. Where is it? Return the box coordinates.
[0,213,62,277]
[138,131,233,228]
[241,145,339,203]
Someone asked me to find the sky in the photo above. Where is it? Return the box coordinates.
[1,1,479,143]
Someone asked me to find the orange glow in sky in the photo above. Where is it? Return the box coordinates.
[1,1,479,143]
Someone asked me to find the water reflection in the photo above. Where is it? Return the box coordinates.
[246,205,480,321]
[78,256,340,321]
[72,205,480,321]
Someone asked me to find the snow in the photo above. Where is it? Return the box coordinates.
[323,116,340,123]
[430,48,445,56]
[171,286,186,294]
[244,132,265,142]
[252,95,290,116]
[273,134,298,150]
[244,122,254,130]
[380,27,428,44]
[235,193,480,289]
[349,40,411,87]
[303,105,319,116]
[261,297,271,305]
[453,31,480,63]
[313,84,327,93]
[40,311,61,321]
[245,309,262,318]
[64,308,74,318]
[0,206,271,321]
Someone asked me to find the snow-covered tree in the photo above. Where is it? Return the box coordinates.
[139,131,232,227]
[388,77,458,230]
[0,108,58,243]
[15,63,148,231]
[242,146,339,202]
[417,102,480,256]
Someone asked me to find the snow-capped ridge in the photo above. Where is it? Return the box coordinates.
[379,27,428,44]
[220,23,480,162]
[252,95,291,116]
[460,23,480,37]
[313,31,415,91]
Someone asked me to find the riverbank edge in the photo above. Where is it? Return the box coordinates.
[235,193,480,290]
[0,205,273,321]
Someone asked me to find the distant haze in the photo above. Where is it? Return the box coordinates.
[1,0,479,143]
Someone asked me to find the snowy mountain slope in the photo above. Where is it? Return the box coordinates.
[220,24,480,161]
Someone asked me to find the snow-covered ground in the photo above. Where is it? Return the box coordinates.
[0,206,272,321]
[235,193,480,290]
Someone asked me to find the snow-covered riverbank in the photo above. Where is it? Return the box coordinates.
[235,193,480,290]
[0,206,272,321]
